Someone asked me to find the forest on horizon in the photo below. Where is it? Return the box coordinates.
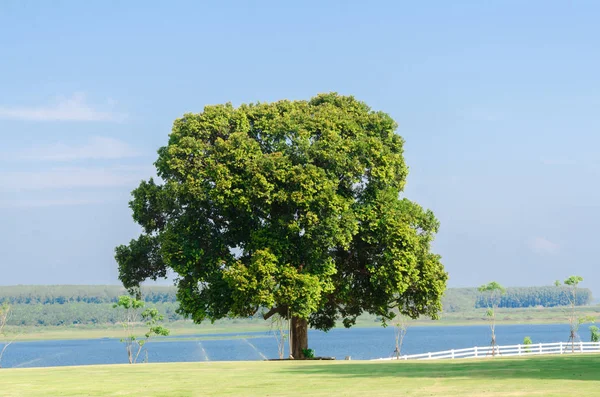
[0,285,592,327]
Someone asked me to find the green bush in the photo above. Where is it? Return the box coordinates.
[523,336,532,353]
[590,326,599,342]
[302,348,315,359]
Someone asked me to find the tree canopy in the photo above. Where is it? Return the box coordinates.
[564,275,584,287]
[478,282,506,295]
[115,93,447,357]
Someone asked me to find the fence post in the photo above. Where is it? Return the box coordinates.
[538,343,542,354]
[451,349,455,359]
[428,352,432,359]
[560,342,563,354]
[580,342,583,353]
[474,346,478,358]
[518,344,522,356]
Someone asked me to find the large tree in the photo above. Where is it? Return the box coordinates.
[115,93,447,359]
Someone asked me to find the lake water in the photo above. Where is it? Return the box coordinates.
[0,323,589,368]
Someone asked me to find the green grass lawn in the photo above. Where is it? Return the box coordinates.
[1,355,599,396]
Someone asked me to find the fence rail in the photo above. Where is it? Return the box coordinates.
[373,341,600,361]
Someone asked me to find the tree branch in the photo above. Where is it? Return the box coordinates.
[0,334,19,368]
[263,307,282,320]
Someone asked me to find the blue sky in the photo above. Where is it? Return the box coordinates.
[1,1,599,294]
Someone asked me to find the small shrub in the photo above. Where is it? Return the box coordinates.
[523,336,532,353]
[590,326,600,342]
[302,348,315,359]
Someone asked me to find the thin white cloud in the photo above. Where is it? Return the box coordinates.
[529,237,559,255]
[16,136,140,161]
[0,93,126,122]
[0,166,152,192]
[0,197,114,209]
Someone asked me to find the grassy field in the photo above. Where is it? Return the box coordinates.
[1,355,599,396]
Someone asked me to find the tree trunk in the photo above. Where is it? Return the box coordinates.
[290,316,308,359]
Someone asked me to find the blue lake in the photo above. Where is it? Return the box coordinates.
[0,323,588,368]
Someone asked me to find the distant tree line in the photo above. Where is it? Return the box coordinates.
[443,286,593,312]
[0,286,177,305]
[475,286,592,309]
[442,288,481,313]
[0,286,179,326]
[0,285,593,326]
[5,303,182,326]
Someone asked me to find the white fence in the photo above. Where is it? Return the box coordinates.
[373,341,600,361]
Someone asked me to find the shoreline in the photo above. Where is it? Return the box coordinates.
[1,318,583,343]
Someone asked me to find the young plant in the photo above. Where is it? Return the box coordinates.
[113,295,170,364]
[589,326,600,343]
[478,281,506,356]
[270,313,289,359]
[0,303,13,368]
[0,303,9,337]
[562,276,591,352]
[523,336,532,353]
[391,309,410,359]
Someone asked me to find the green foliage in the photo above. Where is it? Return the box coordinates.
[562,275,588,348]
[478,281,505,313]
[478,282,506,295]
[523,336,532,352]
[113,295,145,311]
[115,93,447,337]
[113,295,170,364]
[478,281,505,349]
[578,315,595,326]
[590,326,600,342]
[302,348,315,359]
[564,275,584,286]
